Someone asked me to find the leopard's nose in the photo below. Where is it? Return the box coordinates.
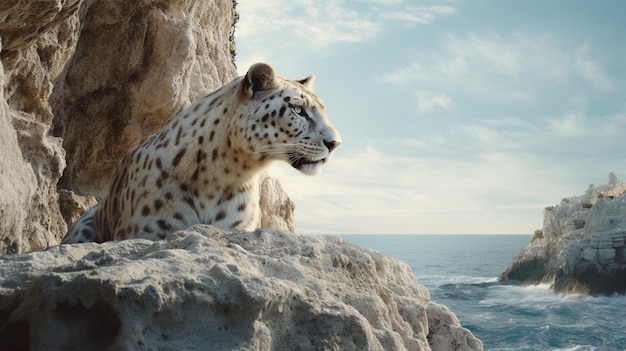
[324,139,341,152]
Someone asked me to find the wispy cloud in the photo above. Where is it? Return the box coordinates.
[269,110,626,234]
[236,1,380,49]
[547,112,626,144]
[270,142,558,235]
[575,45,618,92]
[378,62,428,84]
[548,113,587,137]
[378,6,456,26]
[415,91,453,111]
[236,0,456,50]
[378,32,568,88]
[377,31,624,113]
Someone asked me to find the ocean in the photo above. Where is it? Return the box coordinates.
[340,235,626,351]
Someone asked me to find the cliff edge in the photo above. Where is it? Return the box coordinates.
[0,226,482,351]
[499,173,626,295]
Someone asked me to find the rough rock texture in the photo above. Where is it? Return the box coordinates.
[0,0,75,253]
[51,0,238,199]
[1,0,295,253]
[499,173,626,295]
[57,189,98,227]
[0,226,482,351]
[260,173,296,233]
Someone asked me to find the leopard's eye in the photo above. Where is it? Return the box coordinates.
[293,106,308,118]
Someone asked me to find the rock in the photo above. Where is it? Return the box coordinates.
[499,173,626,295]
[57,189,98,226]
[0,1,73,254]
[1,0,294,252]
[260,173,296,233]
[0,227,482,351]
[52,0,238,199]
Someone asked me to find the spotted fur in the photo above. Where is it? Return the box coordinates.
[61,63,341,243]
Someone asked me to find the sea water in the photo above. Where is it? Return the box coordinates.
[340,235,626,351]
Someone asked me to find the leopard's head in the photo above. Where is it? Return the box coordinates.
[239,63,341,175]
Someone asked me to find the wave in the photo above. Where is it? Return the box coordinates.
[429,280,626,350]
[352,234,626,350]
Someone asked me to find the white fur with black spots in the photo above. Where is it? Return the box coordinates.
[61,63,341,243]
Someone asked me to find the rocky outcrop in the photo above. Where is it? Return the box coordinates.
[259,174,296,233]
[499,173,626,295]
[1,0,296,254]
[51,0,238,199]
[0,226,482,351]
[0,0,74,254]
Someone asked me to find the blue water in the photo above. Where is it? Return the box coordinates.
[340,235,626,351]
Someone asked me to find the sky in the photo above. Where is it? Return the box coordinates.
[233,0,626,235]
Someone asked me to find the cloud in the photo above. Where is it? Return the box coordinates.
[444,33,528,77]
[368,0,405,5]
[376,32,619,104]
[237,1,378,49]
[415,91,453,111]
[377,32,577,104]
[268,110,626,235]
[547,112,626,141]
[548,113,587,137]
[269,141,554,235]
[575,45,618,92]
[236,1,456,50]
[378,62,426,84]
[378,6,456,26]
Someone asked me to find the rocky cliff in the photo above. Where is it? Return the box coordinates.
[0,226,482,351]
[0,0,295,254]
[0,0,72,254]
[499,173,626,295]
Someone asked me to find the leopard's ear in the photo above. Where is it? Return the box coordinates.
[297,74,315,89]
[241,63,277,99]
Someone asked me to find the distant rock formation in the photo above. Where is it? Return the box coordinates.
[0,227,482,351]
[499,173,626,295]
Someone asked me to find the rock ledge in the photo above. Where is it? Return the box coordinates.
[0,226,481,351]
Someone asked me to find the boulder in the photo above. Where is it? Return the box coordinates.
[499,174,626,295]
[0,226,482,351]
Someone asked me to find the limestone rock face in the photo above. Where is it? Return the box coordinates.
[0,0,77,253]
[499,174,626,295]
[0,227,482,351]
[52,0,238,199]
[57,189,98,227]
[260,173,296,233]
